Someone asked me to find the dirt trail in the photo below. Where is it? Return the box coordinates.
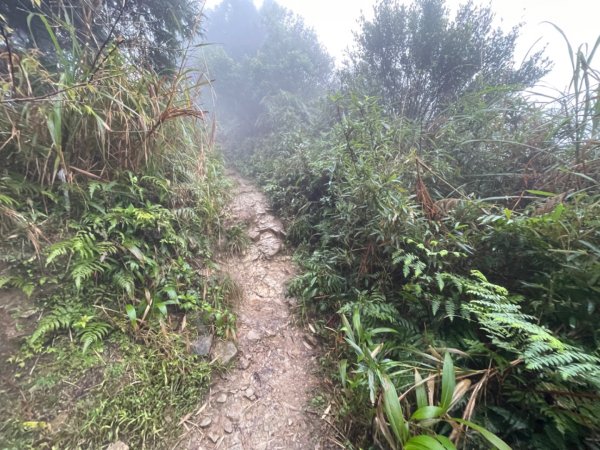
[178,171,330,450]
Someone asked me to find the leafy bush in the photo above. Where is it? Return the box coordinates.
[250,86,600,447]
[0,3,230,448]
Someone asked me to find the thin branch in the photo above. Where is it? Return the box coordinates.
[88,0,129,83]
[0,23,16,96]
[0,74,121,104]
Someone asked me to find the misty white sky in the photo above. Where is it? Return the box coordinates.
[203,0,600,92]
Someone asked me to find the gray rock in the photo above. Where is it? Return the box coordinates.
[222,418,234,434]
[238,356,251,370]
[199,417,212,428]
[226,408,241,422]
[191,334,213,356]
[107,442,129,450]
[212,340,238,365]
[247,330,261,341]
[215,393,228,403]
[244,387,255,399]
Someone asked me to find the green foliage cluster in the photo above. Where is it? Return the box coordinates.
[1,0,201,70]
[260,95,600,447]
[233,1,600,447]
[0,2,231,448]
[346,0,548,121]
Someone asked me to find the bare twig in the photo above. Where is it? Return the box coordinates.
[0,74,121,104]
[0,23,16,96]
[88,0,128,83]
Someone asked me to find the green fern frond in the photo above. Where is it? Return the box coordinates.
[29,305,81,345]
[77,321,111,352]
[457,272,600,386]
[112,270,135,297]
[0,274,35,297]
[71,259,105,289]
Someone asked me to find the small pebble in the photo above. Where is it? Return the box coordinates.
[239,357,251,370]
[199,417,212,428]
[223,418,234,434]
[247,330,261,341]
[244,387,255,399]
[216,393,228,403]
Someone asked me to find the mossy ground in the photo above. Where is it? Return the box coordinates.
[0,298,212,450]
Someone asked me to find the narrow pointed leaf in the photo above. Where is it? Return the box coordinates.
[453,418,511,450]
[405,435,447,450]
[415,369,427,409]
[382,376,408,445]
[411,405,445,420]
[440,353,455,411]
[435,435,458,450]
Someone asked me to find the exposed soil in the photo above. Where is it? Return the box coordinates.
[0,288,36,376]
[177,171,333,450]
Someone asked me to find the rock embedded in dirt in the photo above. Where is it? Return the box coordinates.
[238,356,251,370]
[199,417,212,428]
[215,393,228,403]
[107,441,129,450]
[258,234,282,257]
[222,418,234,434]
[243,387,255,399]
[248,229,261,241]
[247,330,261,341]
[212,340,238,365]
[225,408,241,422]
[190,334,213,356]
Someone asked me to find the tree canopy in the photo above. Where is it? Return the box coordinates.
[0,0,200,70]
[346,0,550,122]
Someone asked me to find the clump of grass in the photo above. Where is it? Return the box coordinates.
[220,272,244,306]
[223,223,251,255]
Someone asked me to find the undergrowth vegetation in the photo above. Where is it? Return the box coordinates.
[0,1,232,448]
[210,0,600,448]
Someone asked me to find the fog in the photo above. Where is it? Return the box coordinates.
[204,0,600,91]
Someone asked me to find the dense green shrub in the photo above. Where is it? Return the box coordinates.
[251,91,600,447]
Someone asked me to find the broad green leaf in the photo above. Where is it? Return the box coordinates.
[405,435,447,450]
[340,314,354,342]
[525,189,556,197]
[126,244,146,263]
[370,327,398,335]
[339,360,348,388]
[411,405,444,421]
[125,304,137,323]
[435,435,458,450]
[579,240,600,257]
[156,302,167,316]
[352,308,362,340]
[453,418,511,450]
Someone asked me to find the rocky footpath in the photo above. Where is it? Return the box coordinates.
[176,171,332,450]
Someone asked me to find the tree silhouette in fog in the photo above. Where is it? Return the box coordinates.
[347,0,549,122]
